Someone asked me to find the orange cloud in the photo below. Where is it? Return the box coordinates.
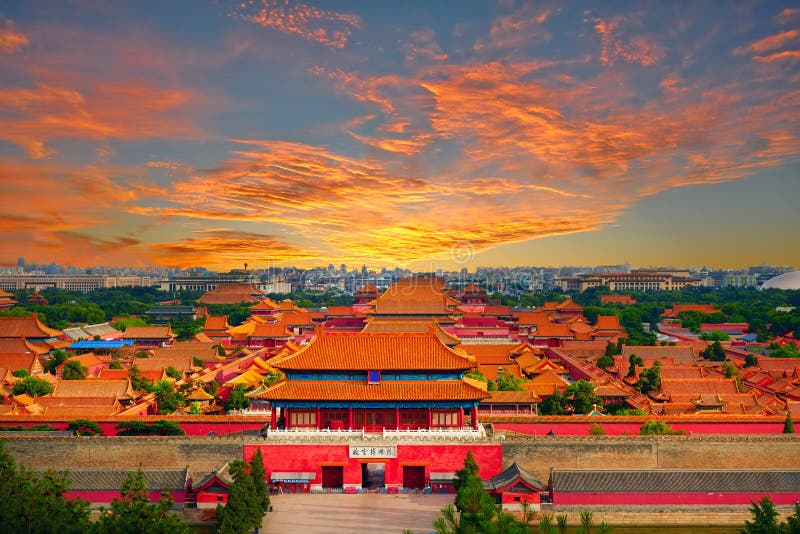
[0,82,200,158]
[594,17,665,67]
[748,29,799,53]
[0,16,28,54]
[754,50,800,62]
[236,0,361,48]
[145,229,319,267]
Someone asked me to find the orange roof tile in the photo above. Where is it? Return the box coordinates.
[461,344,518,363]
[135,355,194,371]
[123,326,174,339]
[593,384,630,397]
[660,378,739,396]
[621,345,696,364]
[203,316,230,331]
[530,369,570,387]
[555,299,582,311]
[152,347,220,363]
[514,311,552,326]
[479,363,522,381]
[326,305,358,317]
[250,297,280,310]
[659,366,705,379]
[0,314,61,338]
[52,379,133,398]
[271,330,474,371]
[569,322,595,335]
[198,283,266,304]
[372,277,459,316]
[251,322,292,338]
[532,323,573,338]
[0,337,48,355]
[57,352,103,371]
[98,368,166,382]
[249,379,489,401]
[0,353,38,374]
[356,284,379,294]
[185,388,215,401]
[595,315,623,331]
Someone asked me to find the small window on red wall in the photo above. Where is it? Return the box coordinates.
[368,370,380,384]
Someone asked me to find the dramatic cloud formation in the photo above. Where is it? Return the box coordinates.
[0,2,798,269]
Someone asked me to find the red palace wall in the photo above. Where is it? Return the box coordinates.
[553,492,800,506]
[244,443,502,487]
[493,421,785,436]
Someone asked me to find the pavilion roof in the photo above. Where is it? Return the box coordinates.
[270,330,474,371]
[0,314,61,339]
[595,315,623,331]
[198,283,265,304]
[372,277,459,316]
[481,390,541,404]
[248,378,489,401]
[250,298,280,310]
[203,315,230,331]
[0,337,48,355]
[531,323,573,338]
[52,379,134,399]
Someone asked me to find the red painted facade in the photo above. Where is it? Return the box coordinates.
[244,444,502,489]
[553,492,800,506]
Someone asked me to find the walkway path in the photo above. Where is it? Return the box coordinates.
[262,493,453,533]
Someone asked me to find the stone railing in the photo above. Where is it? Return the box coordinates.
[263,425,486,440]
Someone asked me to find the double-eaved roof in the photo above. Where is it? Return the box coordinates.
[270,330,475,371]
[249,379,489,402]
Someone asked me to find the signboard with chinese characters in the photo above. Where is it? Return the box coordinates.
[349,445,397,458]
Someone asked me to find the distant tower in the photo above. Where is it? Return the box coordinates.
[244,262,249,272]
[17,257,24,268]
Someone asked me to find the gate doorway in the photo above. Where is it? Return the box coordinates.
[403,466,425,490]
[361,463,385,489]
[322,466,344,489]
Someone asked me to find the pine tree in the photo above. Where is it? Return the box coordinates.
[785,411,795,434]
[217,461,259,534]
[249,448,270,521]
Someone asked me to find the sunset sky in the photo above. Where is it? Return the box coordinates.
[1,1,798,271]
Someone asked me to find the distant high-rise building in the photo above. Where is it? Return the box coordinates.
[17,257,24,268]
[340,264,346,273]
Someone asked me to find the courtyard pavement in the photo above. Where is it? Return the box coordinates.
[261,493,454,534]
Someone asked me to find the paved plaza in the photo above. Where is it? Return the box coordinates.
[262,493,454,534]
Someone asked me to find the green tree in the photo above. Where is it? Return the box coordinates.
[556,513,569,534]
[596,354,614,370]
[216,461,260,534]
[12,376,54,397]
[635,363,661,395]
[115,421,150,436]
[12,368,30,378]
[744,354,759,368]
[700,330,730,341]
[741,496,780,534]
[538,513,556,534]
[43,349,68,374]
[164,366,182,381]
[627,354,643,378]
[109,360,123,369]
[578,510,594,534]
[604,341,618,358]
[62,360,88,380]
[225,384,251,412]
[0,440,91,534]
[589,423,606,436]
[151,380,183,415]
[249,448,270,523]
[494,373,525,391]
[67,419,103,436]
[94,468,192,534]
[565,380,602,414]
[701,341,727,362]
[639,421,681,435]
[150,420,185,436]
[128,364,152,392]
[785,411,795,434]
[453,451,496,533]
[189,401,202,415]
[539,390,568,415]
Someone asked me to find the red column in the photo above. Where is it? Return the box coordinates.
[395,407,400,430]
[271,405,277,430]
[471,406,478,430]
[285,408,290,430]
[316,407,321,430]
[427,408,433,429]
[348,407,353,430]
[458,408,464,429]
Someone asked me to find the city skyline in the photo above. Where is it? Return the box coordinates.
[1,1,799,270]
